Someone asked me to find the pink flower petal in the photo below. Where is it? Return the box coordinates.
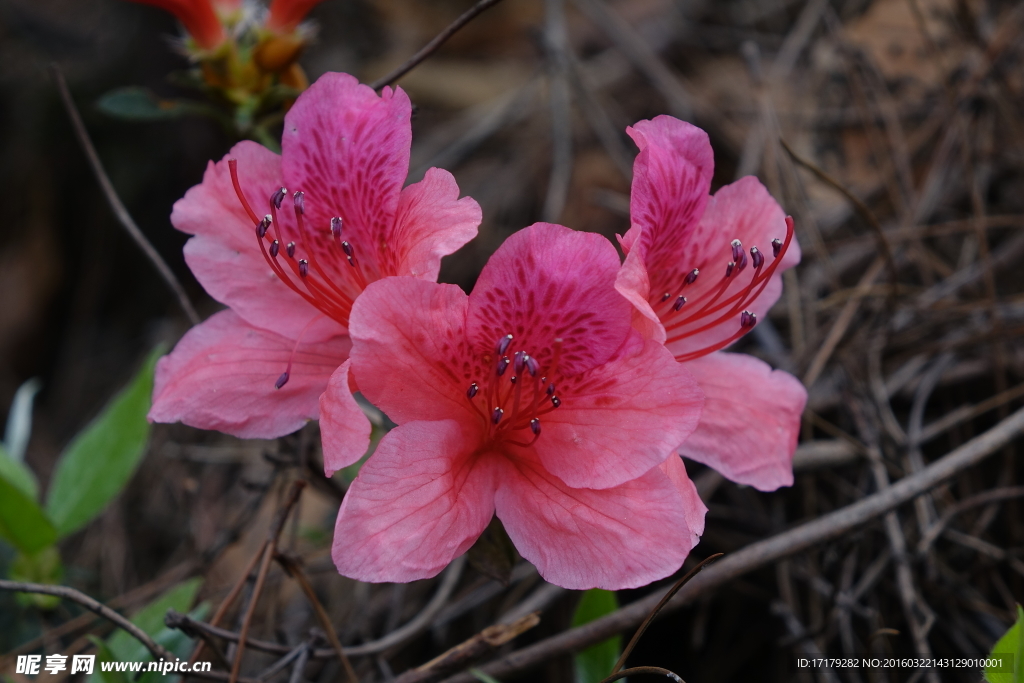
[282,73,412,280]
[467,222,632,376]
[663,176,800,358]
[381,167,481,280]
[678,352,806,491]
[173,141,340,341]
[659,454,707,539]
[348,277,476,424]
[332,420,496,583]
[535,335,704,489]
[149,310,349,439]
[494,451,699,590]
[319,360,371,477]
[624,116,714,302]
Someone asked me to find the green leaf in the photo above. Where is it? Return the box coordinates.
[46,347,163,538]
[0,475,56,554]
[572,589,622,683]
[0,444,39,500]
[88,636,129,683]
[469,669,502,683]
[9,546,63,609]
[96,87,217,122]
[986,604,1023,683]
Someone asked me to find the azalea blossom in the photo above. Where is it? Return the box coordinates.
[149,73,481,477]
[615,115,807,491]
[322,223,708,590]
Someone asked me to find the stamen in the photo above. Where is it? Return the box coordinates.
[725,261,736,278]
[286,242,296,259]
[513,350,526,374]
[740,310,757,328]
[674,296,687,312]
[736,251,748,272]
[496,334,513,355]
[510,375,517,384]
[550,396,561,408]
[257,215,271,238]
[271,187,287,209]
[751,246,763,269]
[530,418,541,435]
[467,383,479,399]
[685,268,699,285]
[496,356,510,376]
[275,371,289,389]
[292,191,304,214]
[298,259,309,277]
[492,407,504,424]
[525,355,539,377]
[731,239,743,261]
[546,382,556,396]
[772,238,782,258]
[660,292,671,303]
[269,240,280,257]
[331,217,342,240]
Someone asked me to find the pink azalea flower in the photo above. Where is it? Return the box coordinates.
[322,223,707,590]
[615,115,807,491]
[149,73,481,477]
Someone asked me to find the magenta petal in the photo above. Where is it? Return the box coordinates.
[664,176,799,357]
[495,453,698,590]
[383,167,481,280]
[536,336,704,490]
[332,420,497,583]
[173,142,337,341]
[679,352,807,491]
[282,73,412,277]
[467,222,632,376]
[149,310,349,439]
[319,360,371,477]
[348,277,475,424]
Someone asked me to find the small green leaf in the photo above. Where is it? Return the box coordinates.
[0,475,56,554]
[46,347,163,538]
[986,604,1023,683]
[88,635,129,683]
[9,546,62,609]
[469,669,502,683]
[0,444,39,500]
[96,87,215,121]
[572,589,621,683]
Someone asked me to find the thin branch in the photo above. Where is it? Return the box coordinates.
[598,666,685,683]
[441,404,1024,682]
[369,0,506,90]
[50,64,201,326]
[0,580,173,661]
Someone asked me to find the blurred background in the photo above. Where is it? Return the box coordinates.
[2,0,1024,680]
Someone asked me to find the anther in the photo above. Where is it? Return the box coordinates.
[275,371,289,389]
[271,187,287,209]
[685,268,699,285]
[298,259,309,277]
[467,382,479,399]
[513,350,526,374]
[496,334,513,355]
[292,191,305,214]
[496,356,510,376]
[673,296,687,312]
[736,251,748,272]
[751,246,764,269]
[510,375,517,384]
[725,261,736,278]
[740,310,757,328]
[525,355,539,377]
[772,238,782,258]
[341,241,354,257]
[286,242,296,258]
[546,383,556,396]
[660,292,671,303]
[731,239,743,261]
[257,215,271,238]
[330,217,342,239]
[492,407,504,424]
[530,418,541,435]
[269,240,280,257]
[550,396,562,408]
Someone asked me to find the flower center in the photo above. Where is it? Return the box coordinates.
[229,160,373,328]
[649,216,795,362]
[464,334,565,448]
